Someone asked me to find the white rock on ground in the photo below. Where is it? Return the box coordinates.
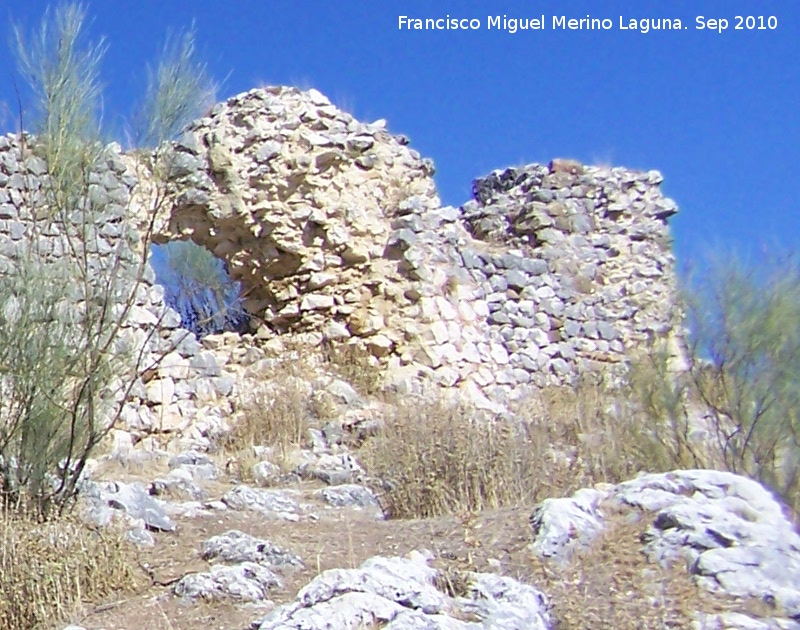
[252,552,552,629]
[201,529,303,568]
[173,562,282,602]
[221,486,302,520]
[316,484,380,509]
[530,469,800,629]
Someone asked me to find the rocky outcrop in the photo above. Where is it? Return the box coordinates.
[529,469,800,629]
[252,552,552,629]
[67,430,800,630]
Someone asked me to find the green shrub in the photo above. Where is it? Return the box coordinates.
[682,253,800,511]
[1,2,216,515]
[631,252,800,514]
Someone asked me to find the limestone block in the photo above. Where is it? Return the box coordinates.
[430,320,449,344]
[431,366,460,387]
[446,321,462,344]
[348,309,385,336]
[146,378,175,406]
[472,367,496,387]
[489,343,510,365]
[417,345,443,369]
[473,300,490,318]
[323,320,351,339]
[155,404,185,431]
[126,305,159,326]
[158,351,191,380]
[460,341,481,364]
[419,297,438,321]
[366,334,393,358]
[457,300,476,322]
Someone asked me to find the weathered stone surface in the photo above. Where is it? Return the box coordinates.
[151,468,205,501]
[0,83,687,419]
[173,562,282,602]
[100,86,684,405]
[168,451,218,480]
[530,470,800,626]
[222,486,301,520]
[252,553,551,629]
[201,530,303,568]
[529,488,607,561]
[83,480,176,533]
[252,460,283,486]
[298,452,365,485]
[317,484,380,509]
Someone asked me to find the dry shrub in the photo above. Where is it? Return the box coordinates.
[0,508,143,629]
[322,341,383,397]
[527,376,695,486]
[361,397,540,519]
[362,379,683,520]
[221,366,316,479]
[531,514,711,629]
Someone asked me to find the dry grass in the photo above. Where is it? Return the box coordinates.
[219,343,380,482]
[530,512,710,629]
[361,379,684,520]
[361,397,540,518]
[0,508,143,629]
[321,341,383,397]
[220,371,315,480]
[528,377,696,484]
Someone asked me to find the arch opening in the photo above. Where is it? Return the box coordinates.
[149,240,249,337]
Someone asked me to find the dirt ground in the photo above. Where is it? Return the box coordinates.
[59,472,758,630]
[62,481,537,630]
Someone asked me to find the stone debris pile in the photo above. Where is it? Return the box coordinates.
[252,552,552,630]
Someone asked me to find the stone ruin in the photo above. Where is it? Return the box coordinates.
[0,84,684,440]
[11,87,800,630]
[149,86,682,404]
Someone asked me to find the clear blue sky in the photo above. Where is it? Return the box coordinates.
[1,1,797,269]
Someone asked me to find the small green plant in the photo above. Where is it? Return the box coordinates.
[679,253,800,512]
[628,343,717,473]
[629,250,800,515]
[0,2,216,515]
[132,23,217,149]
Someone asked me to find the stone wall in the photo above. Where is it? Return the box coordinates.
[0,133,236,446]
[147,86,682,407]
[0,85,685,421]
[455,160,681,390]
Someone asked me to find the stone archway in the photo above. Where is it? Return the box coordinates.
[149,239,249,337]
[152,86,439,336]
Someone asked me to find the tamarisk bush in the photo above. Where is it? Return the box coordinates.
[0,2,216,516]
